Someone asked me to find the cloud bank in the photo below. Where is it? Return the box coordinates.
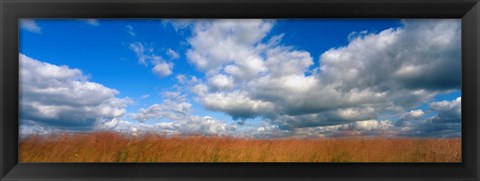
[178,19,460,137]
[20,54,130,134]
[19,54,235,137]
[20,19,461,138]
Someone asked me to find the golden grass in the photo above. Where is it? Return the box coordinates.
[19,132,461,162]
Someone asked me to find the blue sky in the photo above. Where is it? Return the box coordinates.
[19,19,461,138]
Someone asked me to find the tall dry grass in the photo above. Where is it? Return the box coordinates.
[19,132,461,162]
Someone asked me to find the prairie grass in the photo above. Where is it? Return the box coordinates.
[19,132,461,162]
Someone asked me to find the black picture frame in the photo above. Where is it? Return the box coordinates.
[1,0,479,180]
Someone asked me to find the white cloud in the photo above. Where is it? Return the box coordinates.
[186,19,273,77]
[96,118,174,135]
[407,109,425,118]
[176,75,187,84]
[191,83,209,97]
[140,94,151,99]
[19,54,131,134]
[152,62,173,78]
[395,97,461,137]
[166,49,180,60]
[200,91,275,120]
[347,30,369,41]
[176,74,198,85]
[263,98,461,138]
[184,20,378,123]
[129,42,175,78]
[129,42,149,66]
[430,97,461,118]
[20,19,41,33]
[20,120,63,139]
[263,46,314,77]
[321,20,460,91]
[126,90,236,136]
[162,19,194,32]
[126,25,135,36]
[291,119,394,138]
[82,19,100,26]
[98,116,235,136]
[208,74,234,90]
[130,91,190,122]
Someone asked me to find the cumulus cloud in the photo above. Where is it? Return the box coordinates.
[125,90,236,136]
[208,74,234,91]
[180,19,461,137]
[130,91,191,122]
[429,97,461,121]
[287,97,461,138]
[20,19,42,33]
[186,19,273,76]
[395,97,461,137]
[201,91,275,120]
[19,54,131,134]
[152,61,173,78]
[20,120,63,139]
[98,116,235,136]
[292,119,394,138]
[176,74,198,85]
[321,20,461,91]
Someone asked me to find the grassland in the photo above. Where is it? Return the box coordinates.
[19,132,461,162]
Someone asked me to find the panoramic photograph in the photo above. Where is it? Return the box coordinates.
[19,19,461,162]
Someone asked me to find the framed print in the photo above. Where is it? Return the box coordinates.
[1,0,479,180]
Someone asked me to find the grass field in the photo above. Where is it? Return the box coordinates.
[19,132,461,162]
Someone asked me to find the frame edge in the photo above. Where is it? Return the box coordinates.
[1,0,480,181]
